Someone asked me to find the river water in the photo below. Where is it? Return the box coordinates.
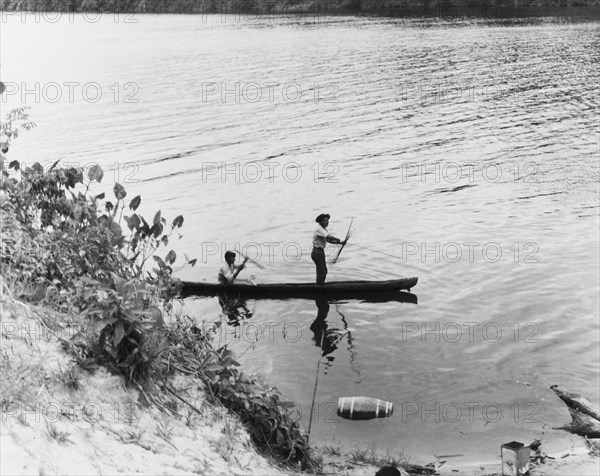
[2,13,599,467]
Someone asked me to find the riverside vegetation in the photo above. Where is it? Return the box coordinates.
[0,107,316,471]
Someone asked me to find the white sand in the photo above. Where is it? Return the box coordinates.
[0,294,287,476]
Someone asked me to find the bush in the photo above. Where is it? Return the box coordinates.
[0,108,317,470]
[1,107,187,382]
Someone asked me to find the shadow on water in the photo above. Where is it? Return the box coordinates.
[218,294,254,327]
[215,291,418,358]
[203,288,419,304]
[218,292,417,376]
[310,299,342,362]
[310,298,367,372]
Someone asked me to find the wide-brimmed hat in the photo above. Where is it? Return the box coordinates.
[315,213,330,223]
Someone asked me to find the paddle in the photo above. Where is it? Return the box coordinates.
[331,218,354,265]
[235,247,265,270]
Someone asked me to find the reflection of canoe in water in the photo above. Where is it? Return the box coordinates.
[180,277,418,302]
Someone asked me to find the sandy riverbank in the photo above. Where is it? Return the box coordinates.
[0,287,292,476]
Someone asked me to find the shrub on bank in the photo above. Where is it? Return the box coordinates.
[0,107,316,470]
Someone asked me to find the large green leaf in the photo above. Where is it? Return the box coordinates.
[113,183,127,200]
[165,250,176,265]
[151,222,163,238]
[114,321,125,345]
[87,165,104,183]
[125,214,141,231]
[172,215,184,228]
[129,195,141,211]
[152,255,166,269]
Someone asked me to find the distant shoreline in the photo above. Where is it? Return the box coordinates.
[1,0,599,18]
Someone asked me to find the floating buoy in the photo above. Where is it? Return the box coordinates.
[337,396,393,420]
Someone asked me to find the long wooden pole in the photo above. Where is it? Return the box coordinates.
[307,357,322,444]
[331,218,354,264]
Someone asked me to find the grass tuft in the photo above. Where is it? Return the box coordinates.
[46,422,71,444]
[322,444,342,456]
[58,365,82,392]
[348,446,409,468]
[0,350,46,408]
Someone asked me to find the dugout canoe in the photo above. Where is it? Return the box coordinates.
[180,277,418,302]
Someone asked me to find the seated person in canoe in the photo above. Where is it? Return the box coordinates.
[312,213,346,285]
[218,250,255,286]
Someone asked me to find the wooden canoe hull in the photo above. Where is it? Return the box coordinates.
[180,277,418,302]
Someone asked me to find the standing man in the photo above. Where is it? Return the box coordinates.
[311,214,346,285]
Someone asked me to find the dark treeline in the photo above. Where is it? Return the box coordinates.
[1,0,599,15]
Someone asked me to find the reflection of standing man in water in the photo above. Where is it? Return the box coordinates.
[310,298,344,359]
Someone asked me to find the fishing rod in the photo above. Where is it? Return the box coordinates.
[346,242,407,261]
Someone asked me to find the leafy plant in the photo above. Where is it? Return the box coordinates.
[0,107,36,157]
[1,124,190,383]
[77,274,167,382]
[1,108,317,471]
